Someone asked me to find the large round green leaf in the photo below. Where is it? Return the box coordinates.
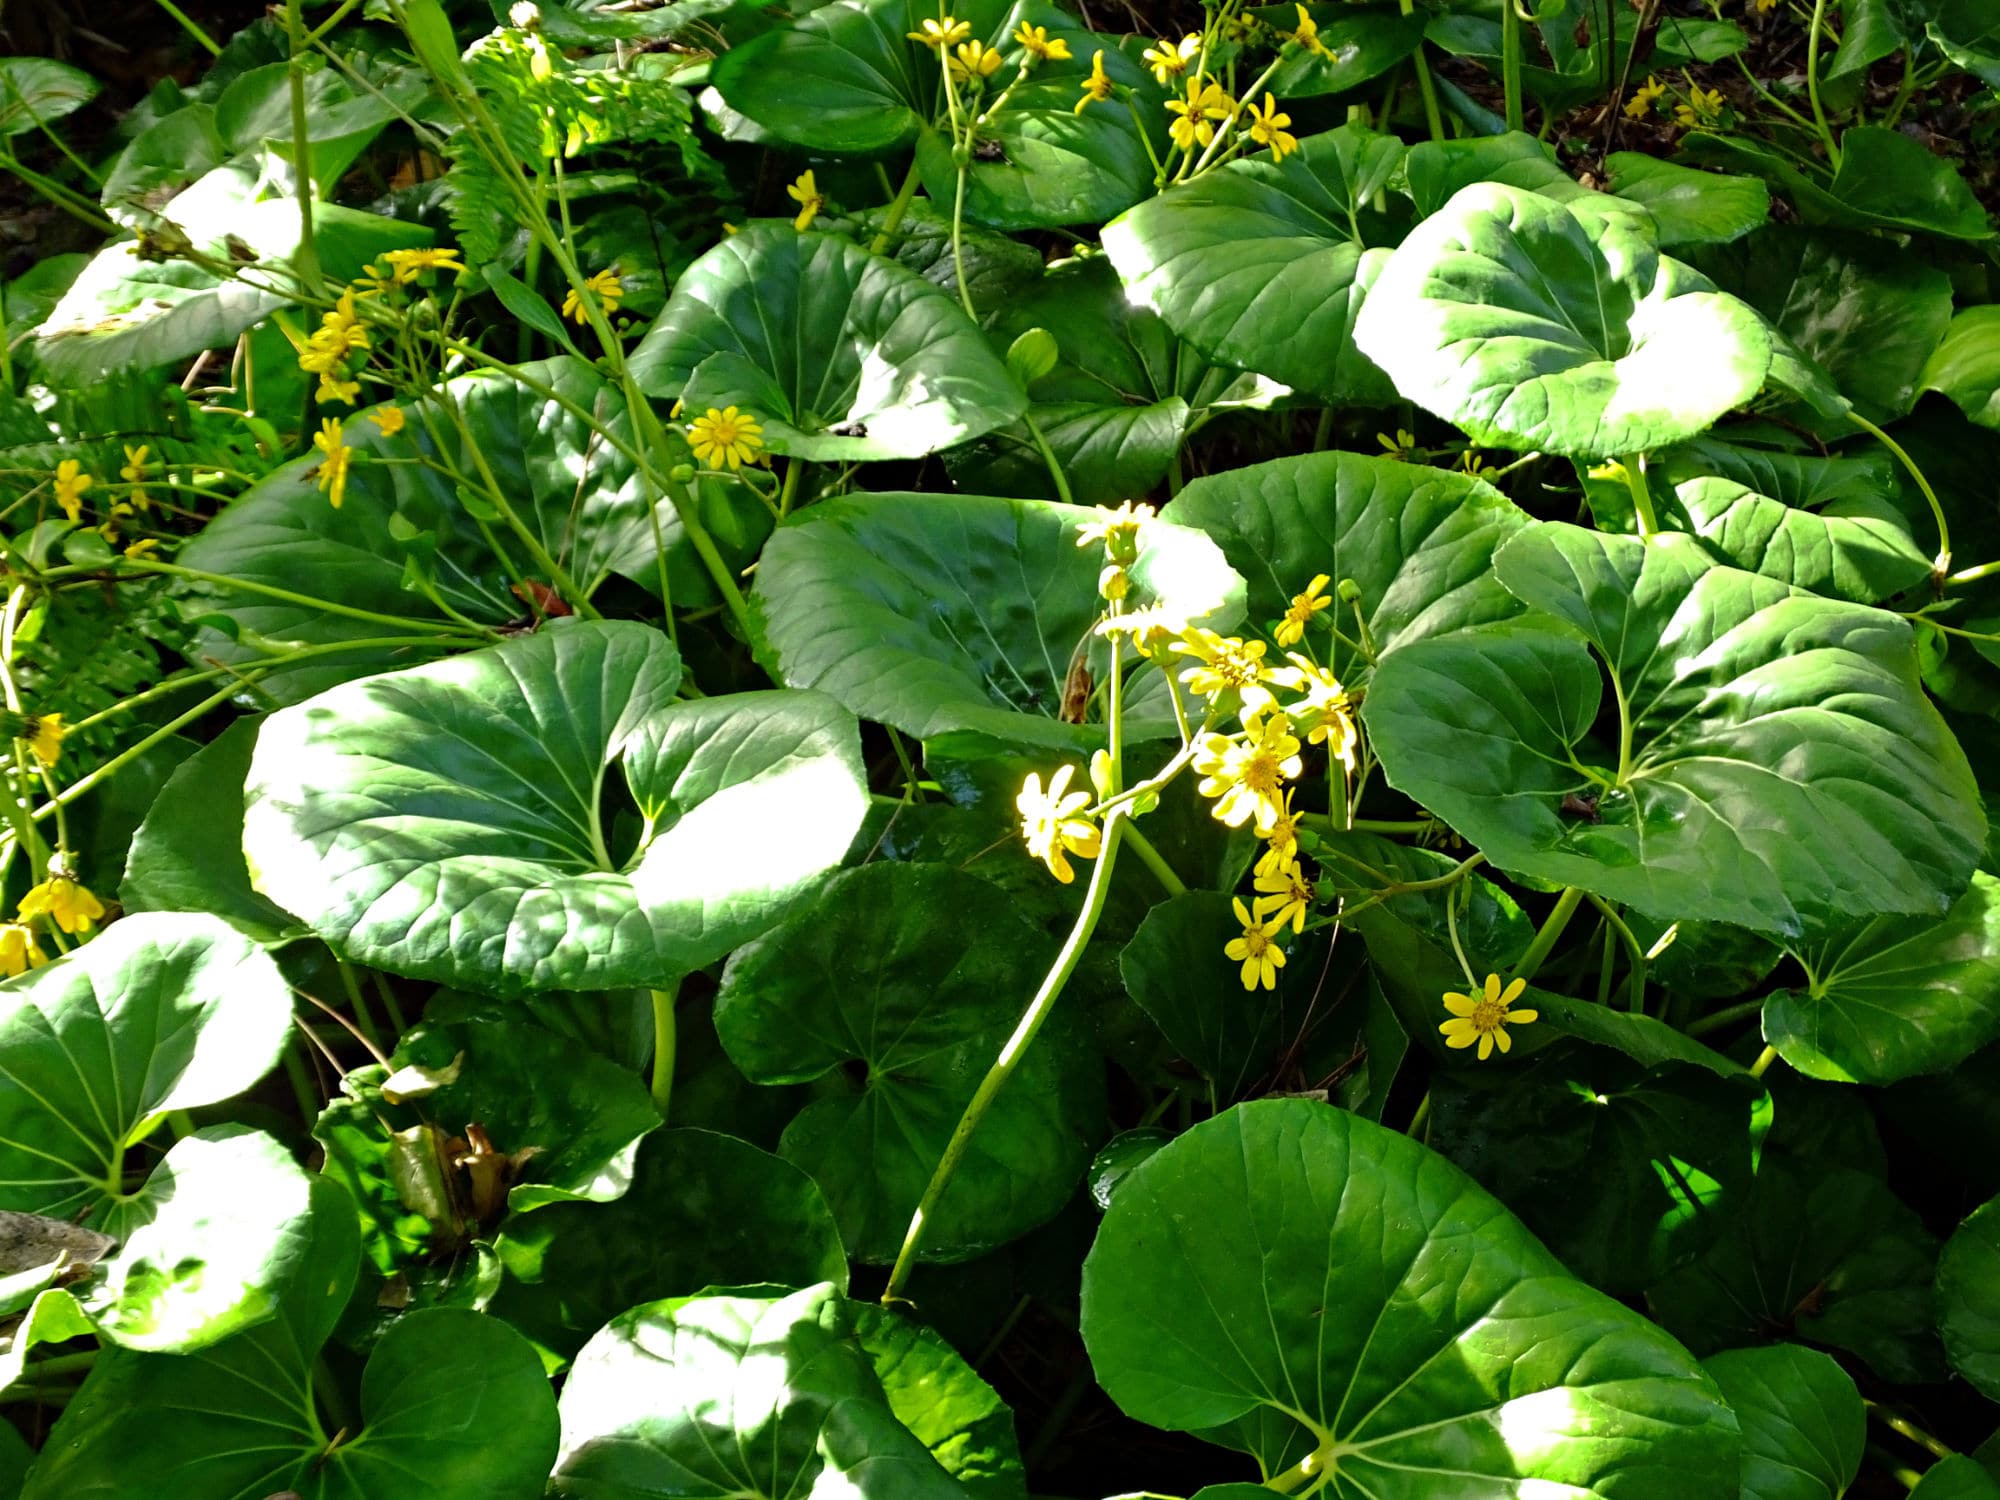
[850,1302,1028,1500]
[1161,450,1530,682]
[1353,182,1772,459]
[750,490,1242,752]
[242,621,869,994]
[1672,475,1931,606]
[550,1283,972,1498]
[629,222,1024,461]
[1101,124,1406,401]
[1602,153,1770,247]
[1763,872,2000,1085]
[24,1180,560,1500]
[1080,1098,1740,1490]
[1364,524,1985,936]
[1938,1194,2000,1402]
[715,862,1100,1263]
[1702,1345,1863,1500]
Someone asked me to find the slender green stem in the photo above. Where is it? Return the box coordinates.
[1398,0,1448,142]
[869,160,924,254]
[1848,412,1948,573]
[1513,887,1583,984]
[950,164,976,320]
[1021,410,1075,506]
[1867,1404,1956,1461]
[1949,559,2000,586]
[1619,453,1660,538]
[1349,817,1433,834]
[1749,1043,1779,1079]
[154,0,224,52]
[649,984,679,1119]
[1804,0,1840,167]
[1583,892,1646,1010]
[127,560,481,636]
[883,813,1130,1304]
[284,0,323,286]
[1500,0,1526,133]
[1120,821,1185,897]
[1405,1090,1431,1139]
[1686,997,1763,1037]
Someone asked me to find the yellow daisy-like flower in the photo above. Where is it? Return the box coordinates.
[1254,789,1302,879]
[18,873,106,936]
[1013,21,1071,62]
[1016,763,1101,884]
[1174,629,1276,715]
[1244,93,1297,161]
[1166,78,1234,151]
[1625,74,1667,119]
[1193,711,1303,833]
[316,372,361,406]
[1376,428,1418,462]
[317,291,370,358]
[1290,3,1330,56]
[381,246,466,283]
[949,38,1003,83]
[1225,896,1287,991]
[1674,84,1726,128]
[52,459,93,523]
[1095,605,1187,661]
[688,406,766,470]
[0,922,46,978]
[352,263,397,299]
[118,444,153,509]
[1440,972,1539,1060]
[1075,49,1114,113]
[787,169,827,232]
[1253,855,1314,936]
[908,15,971,49]
[21,712,65,768]
[368,406,406,437]
[1269,651,1357,770]
[313,417,353,510]
[1275,572,1331,648]
[1142,34,1200,86]
[562,267,625,325]
[1074,499,1155,557]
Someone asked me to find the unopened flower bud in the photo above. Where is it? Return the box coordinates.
[1336,578,1362,604]
[1007,328,1059,385]
[668,463,696,485]
[1099,564,1130,601]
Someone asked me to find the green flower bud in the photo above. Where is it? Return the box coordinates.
[1006,327,1060,385]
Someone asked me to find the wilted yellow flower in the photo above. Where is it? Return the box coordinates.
[368,406,406,437]
[123,538,160,561]
[1244,94,1297,161]
[21,713,65,768]
[119,444,153,509]
[52,460,92,523]
[1440,973,1539,1059]
[949,38,1003,83]
[316,372,361,406]
[1275,573,1331,648]
[1377,428,1418,461]
[0,922,45,977]
[688,406,766,470]
[1142,34,1199,86]
[1674,84,1726,128]
[1225,896,1286,991]
[908,15,971,49]
[1074,499,1155,557]
[1016,763,1101,884]
[1458,449,1494,477]
[1013,21,1071,62]
[1075,49,1114,113]
[787,169,826,232]
[313,417,353,510]
[1194,712,1303,832]
[562,267,625,324]
[1625,75,1667,119]
[1269,651,1357,770]
[18,873,105,936]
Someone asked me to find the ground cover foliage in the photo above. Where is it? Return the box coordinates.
[1,0,2000,1493]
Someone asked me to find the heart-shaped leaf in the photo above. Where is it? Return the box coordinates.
[0,58,98,136]
[1939,1194,2000,1402]
[750,490,1242,752]
[1364,524,1985,936]
[1702,1344,1864,1500]
[1826,126,1991,241]
[1673,474,1931,604]
[1603,153,1770,246]
[1926,0,2000,87]
[1160,450,1531,682]
[242,620,869,994]
[24,1180,560,1500]
[549,1283,975,1498]
[1763,872,2000,1085]
[1101,124,1405,401]
[1080,1098,1740,1489]
[1354,181,1772,459]
[629,222,1024,461]
[1912,1458,2000,1500]
[715,862,1100,1263]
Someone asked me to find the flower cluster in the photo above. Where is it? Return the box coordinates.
[1074,10,1306,164]
[295,246,464,410]
[1,857,107,975]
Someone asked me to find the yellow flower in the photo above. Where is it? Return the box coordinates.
[1193,711,1303,833]
[1751,0,1777,11]
[52,460,92,523]
[353,263,397,298]
[1254,789,1302,879]
[123,538,160,561]
[949,39,1003,83]
[118,444,153,509]
[1075,49,1114,113]
[1291,3,1330,56]
[0,922,45,978]
[1016,763,1101,884]
[316,372,361,406]
[380,246,466,283]
[1458,448,1493,477]
[1142,34,1199,86]
[1174,629,1275,715]
[1269,651,1357,770]
[688,406,766,470]
[317,291,370,358]
[786,169,827,232]
[1275,573,1331,648]
[562,267,625,325]
[368,406,406,437]
[1440,973,1539,1060]
[1244,93,1297,160]
[907,15,971,49]
[1167,78,1234,152]
[1013,21,1071,62]
[313,417,353,510]
[1225,896,1286,991]
[18,874,105,936]
[1254,856,1314,935]
[1376,428,1418,461]
[1674,84,1726,128]
[1625,75,1667,119]
[1095,605,1186,661]
[21,712,65,768]
[1074,499,1155,557]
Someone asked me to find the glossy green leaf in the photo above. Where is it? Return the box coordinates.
[1603,152,1770,246]
[1247,3,1428,96]
[1922,306,2000,429]
[242,621,869,994]
[1161,450,1531,682]
[550,1283,971,1498]
[1365,524,1985,936]
[212,58,429,195]
[1101,124,1406,401]
[491,1127,848,1367]
[1402,130,1651,229]
[1912,1458,2000,1500]
[0,58,98,136]
[1926,0,2000,87]
[1649,1155,1945,1383]
[1674,475,1932,604]
[1826,126,1991,241]
[629,221,1024,460]
[1939,1194,2000,1402]
[1764,872,2000,1085]
[850,1303,1028,1500]
[1657,435,1902,513]
[751,490,1242,752]
[1354,182,1771,459]
[1431,1049,1767,1293]
[1081,1099,1740,1489]
[715,862,1100,1263]
[1702,1345,1864,1500]
[25,1180,560,1500]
